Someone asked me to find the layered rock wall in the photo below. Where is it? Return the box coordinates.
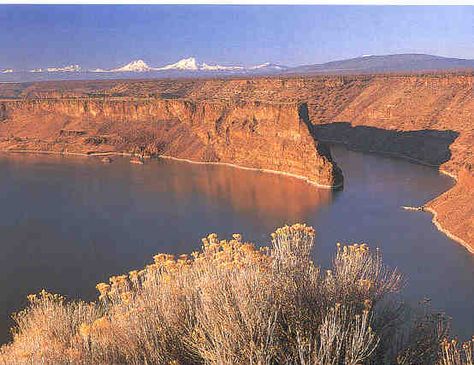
[0,73,472,250]
[0,98,343,188]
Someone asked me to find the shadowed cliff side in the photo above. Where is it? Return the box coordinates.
[0,98,343,188]
[0,73,471,250]
[313,122,459,167]
[313,122,473,252]
[299,104,343,188]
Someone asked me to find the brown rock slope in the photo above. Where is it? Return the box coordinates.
[0,98,343,188]
[313,75,473,252]
[0,72,472,251]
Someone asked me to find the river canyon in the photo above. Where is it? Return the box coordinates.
[0,72,472,341]
[0,73,472,251]
[0,145,472,343]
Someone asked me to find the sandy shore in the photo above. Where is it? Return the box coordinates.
[319,140,474,253]
[3,147,469,252]
[159,154,342,190]
[3,148,342,189]
[3,149,133,157]
[424,206,474,254]
[400,203,472,253]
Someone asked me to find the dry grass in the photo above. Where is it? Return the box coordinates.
[0,224,472,364]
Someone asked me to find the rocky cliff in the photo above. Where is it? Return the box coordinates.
[0,72,472,251]
[305,74,473,252]
[0,98,343,188]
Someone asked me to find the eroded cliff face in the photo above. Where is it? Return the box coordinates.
[308,75,474,252]
[425,168,474,252]
[0,73,472,251]
[0,98,343,188]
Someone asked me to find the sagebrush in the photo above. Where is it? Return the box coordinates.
[1,224,472,364]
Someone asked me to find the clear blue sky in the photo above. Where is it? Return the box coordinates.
[0,5,473,70]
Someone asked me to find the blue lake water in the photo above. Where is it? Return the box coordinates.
[0,144,472,342]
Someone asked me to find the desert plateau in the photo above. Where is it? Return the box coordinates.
[0,4,473,364]
[0,73,472,251]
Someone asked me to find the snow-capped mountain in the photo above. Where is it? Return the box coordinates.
[90,68,109,73]
[201,62,244,71]
[111,59,154,72]
[109,57,239,72]
[107,57,282,73]
[6,54,474,83]
[30,65,82,73]
[156,57,279,72]
[249,62,288,71]
[15,58,286,76]
[0,57,288,81]
[156,57,245,71]
[158,57,199,71]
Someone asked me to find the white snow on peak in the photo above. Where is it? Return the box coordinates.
[102,58,285,72]
[21,58,288,74]
[157,58,281,72]
[2,69,14,73]
[112,59,154,72]
[48,65,81,72]
[29,65,82,73]
[250,62,271,69]
[90,68,109,73]
[249,62,286,70]
[201,62,244,71]
[158,57,199,71]
[107,58,247,72]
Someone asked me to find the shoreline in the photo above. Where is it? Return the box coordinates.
[2,149,133,157]
[318,138,454,170]
[424,206,474,254]
[319,139,474,254]
[401,204,472,253]
[1,148,342,190]
[158,154,342,190]
[2,146,470,253]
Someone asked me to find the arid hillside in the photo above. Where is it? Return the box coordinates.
[0,98,342,188]
[0,73,472,250]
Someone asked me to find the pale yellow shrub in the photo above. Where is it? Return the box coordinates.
[0,224,471,365]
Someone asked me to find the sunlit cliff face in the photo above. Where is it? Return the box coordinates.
[0,98,343,188]
[0,73,472,248]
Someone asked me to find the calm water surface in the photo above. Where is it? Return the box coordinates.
[0,145,472,342]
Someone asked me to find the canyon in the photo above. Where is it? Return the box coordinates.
[0,98,342,188]
[0,72,472,251]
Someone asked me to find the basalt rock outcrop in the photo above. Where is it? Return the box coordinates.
[0,72,472,251]
[0,98,343,188]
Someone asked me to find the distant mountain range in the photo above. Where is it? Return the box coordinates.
[1,57,286,74]
[1,54,473,82]
[288,54,474,74]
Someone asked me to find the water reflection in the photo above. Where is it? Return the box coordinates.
[155,160,332,221]
[0,153,332,342]
[0,148,472,343]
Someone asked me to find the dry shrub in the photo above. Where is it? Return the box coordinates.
[0,224,472,365]
[0,290,102,364]
[439,337,473,365]
[297,304,378,365]
[190,258,278,364]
